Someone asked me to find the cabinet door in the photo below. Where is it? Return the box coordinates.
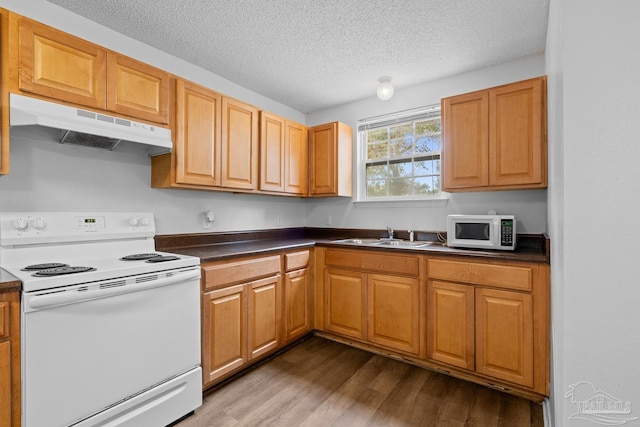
[202,284,246,385]
[18,18,107,109]
[106,53,170,124]
[175,80,222,186]
[0,340,10,427]
[324,268,366,339]
[284,268,312,341]
[367,274,420,355]
[284,120,308,195]
[476,288,534,387]
[309,122,337,195]
[442,90,489,190]
[259,111,285,192]
[427,280,475,370]
[489,77,546,187]
[247,275,281,360]
[221,97,259,190]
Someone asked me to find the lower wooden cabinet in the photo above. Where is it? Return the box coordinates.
[0,291,20,427]
[202,284,246,384]
[367,274,420,355]
[426,257,548,396]
[427,280,475,370]
[201,249,313,389]
[320,249,424,357]
[324,268,366,340]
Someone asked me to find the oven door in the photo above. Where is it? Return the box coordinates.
[22,266,202,427]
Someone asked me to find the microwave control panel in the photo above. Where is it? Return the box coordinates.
[500,219,514,247]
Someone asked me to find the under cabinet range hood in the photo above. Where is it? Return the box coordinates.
[9,94,172,156]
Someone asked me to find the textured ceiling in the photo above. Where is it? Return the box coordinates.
[46,0,549,114]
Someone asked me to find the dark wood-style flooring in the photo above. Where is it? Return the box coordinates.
[176,337,543,426]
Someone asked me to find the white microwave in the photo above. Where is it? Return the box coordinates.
[447,214,516,251]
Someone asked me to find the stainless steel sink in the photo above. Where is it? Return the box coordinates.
[332,238,444,249]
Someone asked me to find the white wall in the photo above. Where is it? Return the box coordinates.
[306,55,548,233]
[547,0,640,425]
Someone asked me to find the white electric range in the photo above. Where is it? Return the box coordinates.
[0,212,202,427]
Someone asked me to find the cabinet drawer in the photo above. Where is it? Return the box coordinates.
[0,301,7,339]
[285,250,310,272]
[427,258,532,291]
[325,249,419,277]
[203,255,281,291]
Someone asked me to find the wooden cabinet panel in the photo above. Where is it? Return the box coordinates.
[260,111,285,192]
[221,97,258,190]
[428,258,532,291]
[0,292,20,426]
[442,90,489,189]
[0,340,10,427]
[175,79,222,186]
[18,18,107,109]
[324,248,420,277]
[203,255,281,291]
[490,78,545,187]
[367,274,420,355]
[284,120,308,195]
[427,280,475,370]
[442,76,547,192]
[106,53,170,124]
[284,268,312,341]
[284,250,310,272]
[309,121,352,197]
[476,288,534,387]
[247,276,282,360]
[202,285,246,385]
[324,268,366,339]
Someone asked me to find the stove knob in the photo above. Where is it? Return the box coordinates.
[139,217,150,226]
[32,217,47,230]
[128,217,139,226]
[12,217,28,230]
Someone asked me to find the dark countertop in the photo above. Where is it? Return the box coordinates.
[0,268,21,293]
[157,227,550,264]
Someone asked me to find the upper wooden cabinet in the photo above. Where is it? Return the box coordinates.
[17,17,170,124]
[106,53,170,124]
[259,112,308,195]
[309,121,353,197]
[221,97,259,190]
[442,76,547,192]
[174,79,222,187]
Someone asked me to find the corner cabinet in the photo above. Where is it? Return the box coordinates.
[442,76,547,191]
[309,121,353,197]
[16,16,171,124]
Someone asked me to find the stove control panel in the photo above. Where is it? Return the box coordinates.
[0,212,156,246]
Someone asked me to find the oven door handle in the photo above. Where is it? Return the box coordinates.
[25,270,201,311]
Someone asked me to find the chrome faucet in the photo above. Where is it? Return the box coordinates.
[386,226,394,239]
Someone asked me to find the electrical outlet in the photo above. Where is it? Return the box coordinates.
[203,210,215,229]
[276,215,283,226]
[324,215,332,226]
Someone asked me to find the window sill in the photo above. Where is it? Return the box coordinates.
[353,195,449,208]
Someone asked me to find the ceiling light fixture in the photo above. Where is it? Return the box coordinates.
[376,76,394,100]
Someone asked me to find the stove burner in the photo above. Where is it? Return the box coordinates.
[120,253,162,261]
[32,266,96,277]
[145,255,180,263]
[22,263,69,271]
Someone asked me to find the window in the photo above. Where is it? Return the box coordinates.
[357,106,442,201]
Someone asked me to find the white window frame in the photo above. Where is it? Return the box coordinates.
[355,105,449,206]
